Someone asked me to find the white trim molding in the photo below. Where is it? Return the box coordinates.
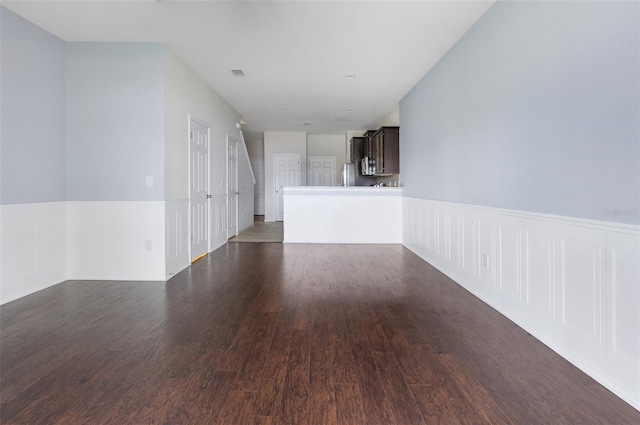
[402,196,640,410]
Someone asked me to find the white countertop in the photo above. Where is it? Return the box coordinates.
[283,186,403,196]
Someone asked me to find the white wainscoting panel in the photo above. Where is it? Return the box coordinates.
[210,194,227,251]
[402,196,640,410]
[609,230,640,389]
[1,202,67,304]
[67,201,166,281]
[166,200,189,280]
[561,238,603,346]
[524,230,555,319]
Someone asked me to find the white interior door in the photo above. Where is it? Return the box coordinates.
[308,156,336,186]
[274,154,300,222]
[190,119,210,262]
[227,136,238,238]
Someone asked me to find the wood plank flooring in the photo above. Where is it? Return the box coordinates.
[1,243,639,424]
[228,222,283,243]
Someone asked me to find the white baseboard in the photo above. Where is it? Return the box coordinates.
[402,196,640,411]
[67,201,166,281]
[0,202,67,304]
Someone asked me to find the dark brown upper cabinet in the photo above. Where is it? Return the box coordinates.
[371,126,399,175]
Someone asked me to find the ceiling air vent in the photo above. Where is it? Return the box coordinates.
[231,69,245,77]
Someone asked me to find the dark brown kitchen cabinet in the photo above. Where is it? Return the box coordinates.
[362,129,377,158]
[348,137,364,163]
[371,126,399,175]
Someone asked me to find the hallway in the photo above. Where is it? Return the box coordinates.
[228,220,283,243]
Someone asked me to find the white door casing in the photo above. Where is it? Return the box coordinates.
[308,156,336,186]
[189,119,210,262]
[227,136,239,238]
[274,154,300,222]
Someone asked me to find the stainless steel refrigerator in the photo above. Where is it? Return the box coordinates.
[342,163,355,186]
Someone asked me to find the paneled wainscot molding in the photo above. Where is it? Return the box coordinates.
[402,196,640,410]
[0,202,67,304]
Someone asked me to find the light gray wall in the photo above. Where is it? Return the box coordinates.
[1,7,66,205]
[307,134,348,184]
[246,139,264,160]
[164,47,242,200]
[66,43,165,201]
[264,131,307,222]
[400,1,639,225]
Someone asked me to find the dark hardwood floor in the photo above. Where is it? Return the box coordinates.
[1,243,638,424]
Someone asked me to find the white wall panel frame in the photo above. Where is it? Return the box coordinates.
[523,230,556,320]
[608,231,640,374]
[498,224,522,301]
[560,237,603,347]
[210,194,228,251]
[165,199,189,280]
[450,214,463,267]
[402,196,640,411]
[463,215,477,276]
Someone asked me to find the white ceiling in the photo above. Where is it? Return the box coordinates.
[3,0,494,140]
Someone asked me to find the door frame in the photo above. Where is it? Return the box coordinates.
[226,135,239,238]
[273,153,301,221]
[188,115,211,262]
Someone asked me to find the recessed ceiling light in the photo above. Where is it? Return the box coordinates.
[231,69,245,77]
[304,123,312,126]
[344,75,356,80]
[340,123,348,127]
[277,109,285,113]
[346,109,355,113]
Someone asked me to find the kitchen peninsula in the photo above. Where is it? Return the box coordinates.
[283,186,402,243]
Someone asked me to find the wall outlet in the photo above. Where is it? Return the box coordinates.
[145,240,152,251]
[482,254,489,268]
[327,219,333,225]
[145,176,153,187]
